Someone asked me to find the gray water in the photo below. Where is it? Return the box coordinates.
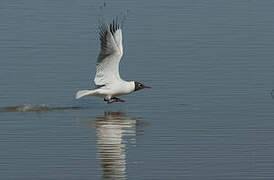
[1,0,274,179]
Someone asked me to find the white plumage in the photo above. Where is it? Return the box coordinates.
[76,18,150,104]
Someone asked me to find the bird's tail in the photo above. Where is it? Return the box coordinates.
[75,90,96,99]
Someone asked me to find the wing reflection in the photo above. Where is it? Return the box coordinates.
[79,111,145,180]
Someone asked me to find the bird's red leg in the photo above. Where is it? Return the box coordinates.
[113,97,125,102]
[105,97,125,104]
[117,98,125,102]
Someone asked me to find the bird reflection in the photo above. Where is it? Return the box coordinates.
[79,111,144,180]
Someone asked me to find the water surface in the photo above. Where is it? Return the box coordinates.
[1,0,274,179]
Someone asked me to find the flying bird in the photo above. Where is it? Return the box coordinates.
[76,19,150,104]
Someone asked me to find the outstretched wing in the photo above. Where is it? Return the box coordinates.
[94,19,123,86]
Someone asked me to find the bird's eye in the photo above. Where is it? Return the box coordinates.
[139,84,142,87]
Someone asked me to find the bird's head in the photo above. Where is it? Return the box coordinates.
[134,81,151,91]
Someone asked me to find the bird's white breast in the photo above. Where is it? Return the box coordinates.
[110,81,135,96]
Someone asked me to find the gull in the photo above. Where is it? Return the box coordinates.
[76,19,150,104]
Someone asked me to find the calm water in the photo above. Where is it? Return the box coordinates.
[1,0,274,179]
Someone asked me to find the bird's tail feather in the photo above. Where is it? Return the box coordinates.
[75,90,95,99]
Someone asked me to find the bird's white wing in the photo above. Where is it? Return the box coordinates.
[94,20,123,86]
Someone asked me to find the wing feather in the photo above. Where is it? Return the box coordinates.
[94,19,124,86]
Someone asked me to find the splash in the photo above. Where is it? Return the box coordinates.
[0,104,82,113]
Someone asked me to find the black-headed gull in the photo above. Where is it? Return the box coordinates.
[76,19,150,104]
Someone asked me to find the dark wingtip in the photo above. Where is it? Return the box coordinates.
[110,17,121,35]
[99,17,121,37]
